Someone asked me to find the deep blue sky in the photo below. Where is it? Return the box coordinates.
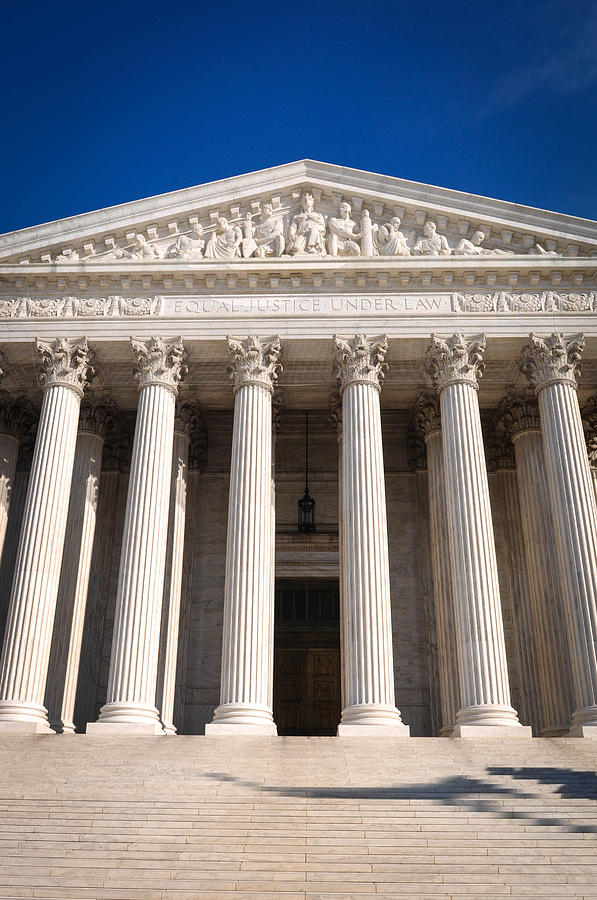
[2,0,595,234]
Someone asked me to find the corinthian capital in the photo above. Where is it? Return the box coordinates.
[413,390,441,437]
[79,399,117,437]
[131,336,187,395]
[328,390,342,437]
[0,391,36,441]
[36,337,94,397]
[333,334,388,393]
[520,332,584,392]
[425,334,486,392]
[581,396,597,466]
[496,390,540,440]
[226,335,282,394]
[174,399,199,436]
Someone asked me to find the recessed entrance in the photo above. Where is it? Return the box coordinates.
[274,578,341,736]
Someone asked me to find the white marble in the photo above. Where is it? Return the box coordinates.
[0,339,93,732]
[521,333,597,736]
[88,337,186,734]
[426,334,529,737]
[334,335,409,735]
[206,336,281,734]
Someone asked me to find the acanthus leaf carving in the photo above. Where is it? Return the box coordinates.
[36,337,94,397]
[495,389,540,440]
[333,334,388,392]
[328,390,342,437]
[272,388,286,435]
[226,335,282,393]
[0,390,37,441]
[131,336,187,394]
[520,332,584,391]
[425,333,486,391]
[187,402,208,470]
[581,396,597,466]
[413,390,442,437]
[78,398,118,437]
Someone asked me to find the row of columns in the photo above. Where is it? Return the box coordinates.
[0,332,596,737]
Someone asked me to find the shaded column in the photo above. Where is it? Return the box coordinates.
[413,391,459,736]
[206,335,281,734]
[88,337,186,734]
[334,334,409,735]
[498,391,574,735]
[0,338,93,732]
[0,390,35,567]
[329,390,346,714]
[581,397,597,501]
[521,333,597,736]
[426,334,529,737]
[45,400,114,733]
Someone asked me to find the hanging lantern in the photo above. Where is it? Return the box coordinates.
[298,409,316,532]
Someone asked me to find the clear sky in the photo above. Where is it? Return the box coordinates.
[2,0,595,234]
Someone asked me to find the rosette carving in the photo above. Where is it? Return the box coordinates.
[226,335,282,393]
[496,390,540,439]
[333,334,388,392]
[131,336,187,394]
[36,337,94,397]
[520,333,584,391]
[0,390,36,440]
[425,334,486,392]
[413,390,442,437]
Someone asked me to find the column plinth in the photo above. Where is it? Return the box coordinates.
[0,339,93,732]
[206,336,281,735]
[426,334,529,738]
[521,333,597,737]
[88,338,186,735]
[334,335,409,736]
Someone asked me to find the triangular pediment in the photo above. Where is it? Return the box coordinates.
[1,160,596,264]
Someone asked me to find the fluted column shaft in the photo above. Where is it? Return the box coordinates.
[156,427,190,735]
[0,339,93,732]
[334,335,408,735]
[207,335,280,734]
[0,434,19,566]
[427,334,527,736]
[89,337,186,733]
[425,428,459,735]
[511,427,574,734]
[45,423,106,733]
[522,333,597,735]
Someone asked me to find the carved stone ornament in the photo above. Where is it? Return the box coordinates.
[0,299,23,318]
[0,390,36,440]
[272,388,286,434]
[174,399,199,436]
[226,335,282,394]
[406,423,427,471]
[496,390,540,439]
[581,396,597,466]
[36,337,94,397]
[131,336,187,395]
[188,403,208,471]
[333,334,388,393]
[486,429,516,471]
[425,334,486,392]
[520,333,584,392]
[102,415,132,472]
[328,390,342,437]
[79,398,117,437]
[74,297,113,317]
[413,390,442,437]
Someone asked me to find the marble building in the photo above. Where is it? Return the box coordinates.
[0,160,596,739]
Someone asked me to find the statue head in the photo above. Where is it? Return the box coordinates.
[339,202,351,220]
[472,230,486,245]
[133,234,146,247]
[301,193,315,212]
[216,217,228,233]
[423,221,436,237]
[262,202,273,217]
[191,222,204,237]
[390,216,401,228]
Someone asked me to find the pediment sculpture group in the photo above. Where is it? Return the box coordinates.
[50,192,556,264]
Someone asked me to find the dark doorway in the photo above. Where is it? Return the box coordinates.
[274,578,341,736]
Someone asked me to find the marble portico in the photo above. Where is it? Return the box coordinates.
[0,161,596,739]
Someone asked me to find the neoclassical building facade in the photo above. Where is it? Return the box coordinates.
[0,161,596,738]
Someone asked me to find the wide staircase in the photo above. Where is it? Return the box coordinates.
[0,735,596,899]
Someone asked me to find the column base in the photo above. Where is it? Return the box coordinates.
[0,701,53,733]
[439,724,455,737]
[452,724,532,739]
[87,701,164,734]
[455,703,524,729]
[541,724,569,737]
[49,719,75,735]
[569,705,597,733]
[206,702,277,734]
[162,723,177,736]
[337,722,410,737]
[568,725,597,738]
[338,703,408,733]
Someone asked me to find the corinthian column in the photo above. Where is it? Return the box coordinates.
[0,391,35,566]
[413,391,459,736]
[581,397,597,500]
[45,400,114,733]
[88,337,186,734]
[498,391,574,735]
[155,400,196,735]
[521,333,597,736]
[333,335,408,735]
[206,335,281,734]
[426,334,528,737]
[0,338,93,732]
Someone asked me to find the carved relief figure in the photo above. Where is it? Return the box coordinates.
[127,234,161,260]
[413,221,451,256]
[166,222,205,259]
[287,192,326,256]
[455,230,511,256]
[240,213,258,259]
[54,248,80,263]
[254,203,285,257]
[376,216,410,257]
[327,202,361,257]
[204,217,242,259]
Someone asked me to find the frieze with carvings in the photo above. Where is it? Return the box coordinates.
[0,296,164,318]
[10,187,593,266]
